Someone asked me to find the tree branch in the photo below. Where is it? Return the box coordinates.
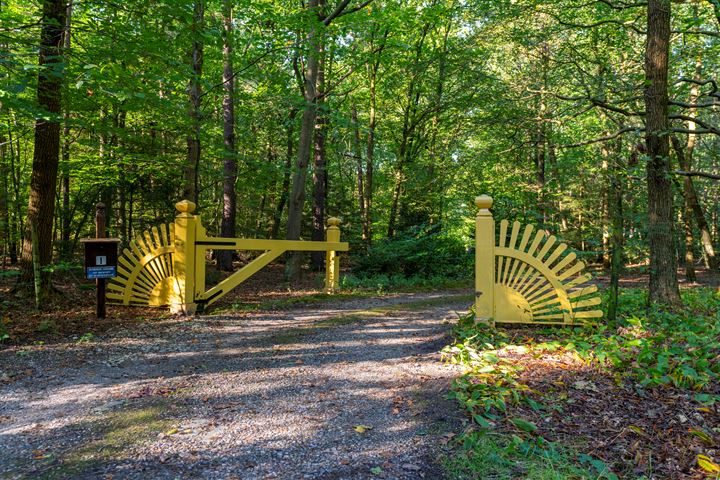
[560,126,641,148]
[669,114,720,134]
[674,170,720,180]
[323,0,374,25]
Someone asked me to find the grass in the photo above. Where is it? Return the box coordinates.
[444,432,616,480]
[36,403,174,479]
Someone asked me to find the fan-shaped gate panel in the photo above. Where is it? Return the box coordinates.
[107,223,178,307]
[475,196,602,326]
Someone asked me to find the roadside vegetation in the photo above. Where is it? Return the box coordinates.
[442,288,720,479]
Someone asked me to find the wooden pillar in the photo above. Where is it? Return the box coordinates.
[475,195,495,327]
[173,200,198,315]
[95,202,106,319]
[325,217,341,293]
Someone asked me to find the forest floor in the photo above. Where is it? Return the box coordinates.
[1,266,719,479]
[0,288,471,479]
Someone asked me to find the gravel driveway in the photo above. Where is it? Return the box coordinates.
[0,292,470,479]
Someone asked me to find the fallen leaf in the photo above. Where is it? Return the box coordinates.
[698,454,720,473]
[689,428,714,446]
[354,424,373,433]
[571,380,599,392]
[370,466,382,475]
[628,425,648,437]
[439,432,456,445]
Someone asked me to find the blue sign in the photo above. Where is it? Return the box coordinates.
[87,266,117,279]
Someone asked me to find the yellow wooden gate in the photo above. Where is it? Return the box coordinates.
[474,195,602,326]
[107,200,348,314]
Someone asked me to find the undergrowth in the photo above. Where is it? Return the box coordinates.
[442,287,720,478]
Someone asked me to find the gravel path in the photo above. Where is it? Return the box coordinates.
[0,292,470,480]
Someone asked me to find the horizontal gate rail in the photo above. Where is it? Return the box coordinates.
[108,200,349,314]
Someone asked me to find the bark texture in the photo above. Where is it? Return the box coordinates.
[285,0,322,281]
[218,0,236,272]
[21,0,67,292]
[183,0,204,205]
[644,0,681,305]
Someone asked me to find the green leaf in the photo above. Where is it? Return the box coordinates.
[509,417,538,434]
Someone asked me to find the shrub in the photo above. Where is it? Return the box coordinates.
[352,224,471,279]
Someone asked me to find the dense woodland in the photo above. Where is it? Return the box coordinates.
[3,2,720,477]
[1,0,719,306]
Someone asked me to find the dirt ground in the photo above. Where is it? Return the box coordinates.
[0,291,470,479]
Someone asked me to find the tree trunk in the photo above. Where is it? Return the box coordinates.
[352,106,366,244]
[285,0,322,282]
[183,0,204,205]
[607,149,625,323]
[364,82,376,245]
[60,0,73,259]
[310,47,327,271]
[0,135,8,264]
[671,136,718,271]
[20,0,67,295]
[217,0,236,272]
[644,0,681,305]
[362,29,386,246]
[271,108,297,239]
[7,124,20,264]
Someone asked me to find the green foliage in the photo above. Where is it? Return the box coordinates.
[0,317,9,342]
[77,332,95,343]
[352,224,472,279]
[443,288,720,478]
[37,319,59,335]
[340,273,469,293]
[541,288,720,390]
[444,431,617,480]
[443,312,533,428]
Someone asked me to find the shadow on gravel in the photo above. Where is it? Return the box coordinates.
[1,298,467,479]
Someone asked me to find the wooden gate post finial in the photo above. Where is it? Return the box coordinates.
[475,195,493,212]
[175,200,197,215]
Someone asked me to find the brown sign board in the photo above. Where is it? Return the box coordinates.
[80,238,121,279]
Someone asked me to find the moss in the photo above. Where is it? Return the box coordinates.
[372,294,473,313]
[39,403,173,479]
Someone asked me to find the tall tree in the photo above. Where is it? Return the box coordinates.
[644,0,681,304]
[285,0,374,281]
[183,0,204,204]
[310,44,328,271]
[218,0,237,271]
[20,0,67,295]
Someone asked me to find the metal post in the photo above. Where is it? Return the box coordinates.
[325,217,341,293]
[172,200,198,315]
[475,195,495,327]
[95,202,106,319]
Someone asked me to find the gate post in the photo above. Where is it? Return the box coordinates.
[172,200,198,315]
[325,217,341,293]
[475,195,495,327]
